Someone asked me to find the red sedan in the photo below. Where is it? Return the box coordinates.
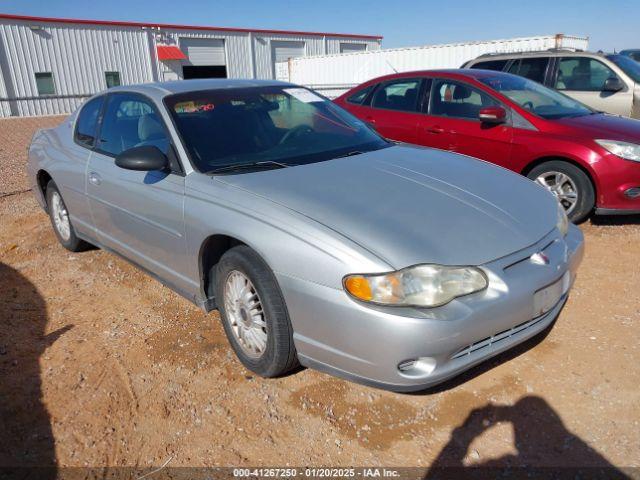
[335,70,640,222]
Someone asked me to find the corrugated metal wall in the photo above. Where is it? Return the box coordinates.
[0,18,380,117]
[286,35,589,98]
[0,20,155,116]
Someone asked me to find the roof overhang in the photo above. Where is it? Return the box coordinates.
[0,13,383,40]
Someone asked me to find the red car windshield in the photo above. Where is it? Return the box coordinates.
[479,75,594,120]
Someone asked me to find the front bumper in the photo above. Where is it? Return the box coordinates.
[594,153,640,212]
[278,226,584,391]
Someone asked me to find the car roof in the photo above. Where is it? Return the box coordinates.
[105,78,294,98]
[353,68,513,86]
[470,50,610,62]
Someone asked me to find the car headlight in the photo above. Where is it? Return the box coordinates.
[595,139,640,162]
[556,202,569,237]
[343,264,487,308]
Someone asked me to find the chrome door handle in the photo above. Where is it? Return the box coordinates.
[89,172,102,186]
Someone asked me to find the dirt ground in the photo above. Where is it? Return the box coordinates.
[1,116,639,474]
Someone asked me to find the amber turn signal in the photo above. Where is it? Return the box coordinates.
[344,275,373,301]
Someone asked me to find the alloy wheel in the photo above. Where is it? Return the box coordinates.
[535,171,578,214]
[223,270,268,359]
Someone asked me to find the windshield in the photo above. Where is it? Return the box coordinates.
[164,86,389,173]
[607,55,640,83]
[478,74,593,120]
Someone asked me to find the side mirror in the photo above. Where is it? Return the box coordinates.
[603,77,624,92]
[478,106,507,124]
[115,146,169,171]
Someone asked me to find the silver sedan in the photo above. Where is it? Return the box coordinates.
[27,79,583,391]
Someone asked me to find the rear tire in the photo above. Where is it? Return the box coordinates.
[215,245,299,378]
[46,181,90,252]
[527,161,595,223]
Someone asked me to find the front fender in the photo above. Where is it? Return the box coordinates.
[184,175,392,306]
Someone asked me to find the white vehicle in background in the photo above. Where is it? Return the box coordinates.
[464,50,640,119]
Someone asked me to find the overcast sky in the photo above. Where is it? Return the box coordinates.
[0,0,636,52]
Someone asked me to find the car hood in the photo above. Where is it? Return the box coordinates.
[554,113,640,140]
[216,145,557,268]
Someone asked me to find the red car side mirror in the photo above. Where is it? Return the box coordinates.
[478,106,507,124]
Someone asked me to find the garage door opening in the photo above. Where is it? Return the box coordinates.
[180,37,227,80]
[272,40,305,78]
[182,65,227,79]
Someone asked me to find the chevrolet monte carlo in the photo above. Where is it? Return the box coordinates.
[27,79,584,391]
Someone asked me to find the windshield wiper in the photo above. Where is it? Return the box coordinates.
[333,150,364,159]
[208,160,290,175]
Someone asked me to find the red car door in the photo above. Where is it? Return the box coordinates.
[416,77,513,169]
[353,78,425,145]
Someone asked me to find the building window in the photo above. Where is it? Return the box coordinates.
[340,43,367,54]
[35,72,55,95]
[105,71,121,88]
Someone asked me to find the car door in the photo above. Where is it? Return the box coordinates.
[354,78,425,145]
[416,78,513,168]
[552,56,633,116]
[86,92,191,293]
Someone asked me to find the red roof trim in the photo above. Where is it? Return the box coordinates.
[156,45,187,61]
[0,13,383,40]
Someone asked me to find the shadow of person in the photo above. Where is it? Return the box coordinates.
[0,263,71,479]
[425,396,630,479]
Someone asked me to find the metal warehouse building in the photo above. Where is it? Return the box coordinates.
[0,13,382,117]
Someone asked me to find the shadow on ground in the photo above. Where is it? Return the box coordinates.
[424,396,630,479]
[590,214,640,226]
[0,263,69,478]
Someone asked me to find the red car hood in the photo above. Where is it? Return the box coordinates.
[553,113,640,141]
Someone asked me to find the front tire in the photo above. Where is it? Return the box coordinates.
[46,181,90,252]
[527,161,595,223]
[215,245,298,377]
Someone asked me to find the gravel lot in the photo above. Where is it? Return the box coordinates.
[1,116,639,474]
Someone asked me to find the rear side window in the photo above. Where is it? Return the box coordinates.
[554,57,617,91]
[97,94,169,156]
[371,79,421,112]
[507,57,549,84]
[469,59,509,71]
[74,96,104,148]
[346,85,374,105]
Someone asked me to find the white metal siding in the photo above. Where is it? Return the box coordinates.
[0,17,381,116]
[0,20,154,116]
[180,37,226,65]
[287,35,589,98]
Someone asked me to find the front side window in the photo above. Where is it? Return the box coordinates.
[480,74,593,120]
[346,84,374,105]
[97,94,169,156]
[555,57,617,91]
[164,86,389,173]
[469,59,509,71]
[606,55,640,83]
[429,80,498,119]
[105,71,121,88]
[74,96,104,148]
[35,72,55,95]
[370,79,421,112]
[507,57,549,84]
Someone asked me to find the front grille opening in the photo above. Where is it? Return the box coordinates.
[451,316,546,360]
